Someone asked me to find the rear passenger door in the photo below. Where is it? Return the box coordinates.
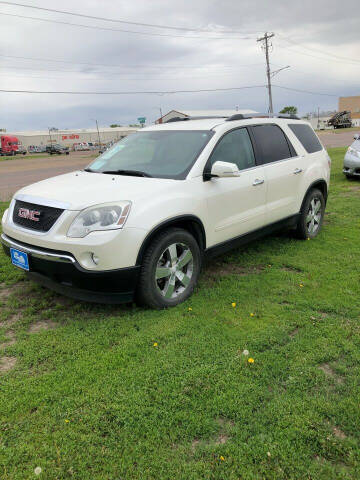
[205,127,266,245]
[249,124,303,224]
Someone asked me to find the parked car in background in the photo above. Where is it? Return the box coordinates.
[1,113,330,308]
[343,134,360,179]
[46,144,70,155]
[17,144,27,155]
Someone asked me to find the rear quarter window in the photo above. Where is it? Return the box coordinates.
[288,124,323,153]
[250,124,295,164]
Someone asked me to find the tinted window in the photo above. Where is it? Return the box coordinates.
[251,124,292,164]
[288,124,323,153]
[210,128,256,171]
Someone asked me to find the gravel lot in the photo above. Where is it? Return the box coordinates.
[317,129,359,148]
[0,151,96,201]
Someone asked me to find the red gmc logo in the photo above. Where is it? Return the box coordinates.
[18,207,40,222]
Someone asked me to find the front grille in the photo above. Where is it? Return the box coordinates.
[12,200,64,232]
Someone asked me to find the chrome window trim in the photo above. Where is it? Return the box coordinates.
[1,233,76,264]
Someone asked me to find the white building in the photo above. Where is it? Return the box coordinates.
[156,109,257,124]
[8,126,139,148]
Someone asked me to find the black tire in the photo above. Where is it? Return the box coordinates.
[296,188,325,239]
[345,173,353,179]
[136,228,202,309]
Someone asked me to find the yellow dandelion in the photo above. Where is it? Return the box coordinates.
[65,419,70,423]
[267,264,272,267]
[299,284,304,288]
[153,342,158,347]
[188,307,192,311]
[250,312,255,317]
[220,456,225,461]
[307,238,310,241]
[248,357,255,364]
[231,302,236,308]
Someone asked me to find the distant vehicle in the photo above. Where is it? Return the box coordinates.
[46,144,70,155]
[343,133,360,179]
[17,144,27,155]
[0,135,21,156]
[73,142,90,151]
[327,111,352,129]
[28,145,45,153]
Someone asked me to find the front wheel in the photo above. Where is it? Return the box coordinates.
[137,228,201,309]
[296,188,325,239]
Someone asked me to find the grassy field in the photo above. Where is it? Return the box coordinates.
[315,127,360,134]
[0,147,359,479]
[0,153,48,162]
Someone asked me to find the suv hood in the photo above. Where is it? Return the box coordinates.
[15,170,178,210]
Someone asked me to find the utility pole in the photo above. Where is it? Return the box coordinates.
[257,32,275,115]
[94,119,101,147]
[48,127,53,144]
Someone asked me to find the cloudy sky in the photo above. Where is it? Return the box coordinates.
[0,0,359,131]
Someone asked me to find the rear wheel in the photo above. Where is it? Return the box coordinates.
[296,188,325,239]
[137,228,201,309]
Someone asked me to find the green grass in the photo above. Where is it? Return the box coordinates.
[0,147,359,479]
[316,127,360,134]
[0,153,48,162]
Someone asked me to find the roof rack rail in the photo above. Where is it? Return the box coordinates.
[165,115,228,123]
[226,113,300,121]
[165,117,190,123]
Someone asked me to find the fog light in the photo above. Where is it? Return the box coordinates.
[91,253,99,265]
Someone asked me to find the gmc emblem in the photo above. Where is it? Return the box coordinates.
[18,207,40,222]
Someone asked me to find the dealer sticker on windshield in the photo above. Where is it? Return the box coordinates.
[10,248,29,271]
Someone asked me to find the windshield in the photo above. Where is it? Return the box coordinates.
[87,130,214,179]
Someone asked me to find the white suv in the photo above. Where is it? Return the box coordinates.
[1,114,330,308]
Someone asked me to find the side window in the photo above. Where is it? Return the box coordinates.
[251,124,293,164]
[210,128,256,171]
[288,123,323,153]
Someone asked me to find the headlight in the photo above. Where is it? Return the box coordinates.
[67,202,131,238]
[348,147,360,158]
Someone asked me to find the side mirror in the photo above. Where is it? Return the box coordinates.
[354,134,360,140]
[208,161,240,179]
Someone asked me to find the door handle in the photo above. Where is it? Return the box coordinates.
[293,168,303,174]
[253,179,264,186]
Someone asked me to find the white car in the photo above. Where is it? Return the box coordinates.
[1,114,330,308]
[343,133,360,178]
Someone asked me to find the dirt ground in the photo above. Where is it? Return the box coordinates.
[0,151,95,201]
[317,129,359,148]
[0,130,359,202]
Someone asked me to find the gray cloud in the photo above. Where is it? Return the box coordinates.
[0,0,359,131]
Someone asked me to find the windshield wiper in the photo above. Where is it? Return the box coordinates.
[84,168,95,173]
[101,169,152,177]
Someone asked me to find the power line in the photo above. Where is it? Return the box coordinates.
[277,43,360,66]
[273,85,338,97]
[0,85,267,95]
[279,35,360,64]
[0,12,256,40]
[0,85,341,97]
[0,1,261,34]
[0,54,267,70]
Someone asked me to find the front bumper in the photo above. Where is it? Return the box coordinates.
[343,152,360,176]
[1,233,140,303]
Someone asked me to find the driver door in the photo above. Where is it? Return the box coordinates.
[204,127,266,246]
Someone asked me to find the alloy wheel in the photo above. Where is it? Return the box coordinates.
[306,197,322,235]
[155,243,193,299]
